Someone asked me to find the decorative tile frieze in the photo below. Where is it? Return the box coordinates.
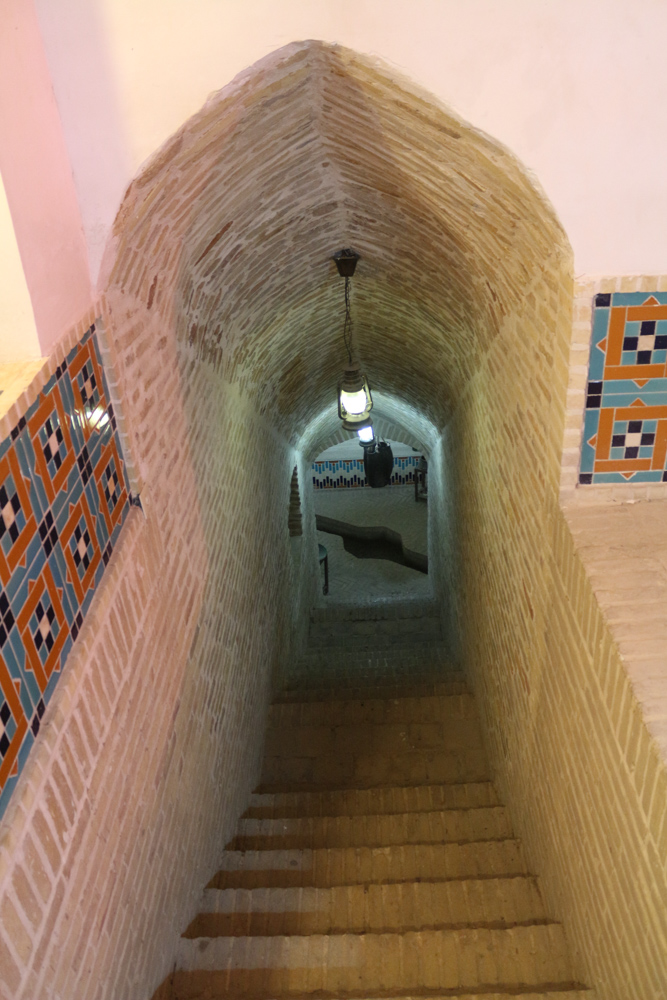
[580,292,667,484]
[0,326,131,820]
[312,455,420,489]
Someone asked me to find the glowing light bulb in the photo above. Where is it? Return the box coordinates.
[340,388,368,415]
[357,425,374,443]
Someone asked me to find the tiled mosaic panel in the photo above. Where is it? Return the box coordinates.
[580,292,667,484]
[312,455,420,489]
[0,327,130,820]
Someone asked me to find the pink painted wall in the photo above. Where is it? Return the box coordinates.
[32,0,667,281]
[0,0,92,356]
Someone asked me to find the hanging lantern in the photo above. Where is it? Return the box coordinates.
[332,248,373,432]
[338,363,373,431]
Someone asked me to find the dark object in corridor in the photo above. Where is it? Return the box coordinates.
[364,441,394,488]
[315,514,427,573]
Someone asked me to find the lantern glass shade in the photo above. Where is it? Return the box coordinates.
[341,388,368,415]
[338,364,373,430]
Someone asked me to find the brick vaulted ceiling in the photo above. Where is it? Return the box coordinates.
[104,40,571,443]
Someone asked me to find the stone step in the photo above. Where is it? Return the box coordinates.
[306,620,443,648]
[245,782,499,819]
[309,611,441,629]
[276,678,467,703]
[309,601,440,623]
[174,923,576,994]
[288,647,453,674]
[269,692,475,726]
[210,839,528,890]
[264,715,483,756]
[229,807,513,851]
[185,876,547,937]
[167,985,589,1000]
[260,711,489,788]
[260,748,490,790]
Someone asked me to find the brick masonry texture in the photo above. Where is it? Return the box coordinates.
[0,276,311,998]
[0,37,665,1000]
[102,41,565,439]
[439,258,667,996]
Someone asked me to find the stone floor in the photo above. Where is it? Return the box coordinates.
[314,485,431,605]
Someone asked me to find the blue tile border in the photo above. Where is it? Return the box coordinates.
[312,455,420,489]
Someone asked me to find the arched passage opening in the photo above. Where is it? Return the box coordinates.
[98,38,578,998]
[102,36,571,664]
[297,391,439,607]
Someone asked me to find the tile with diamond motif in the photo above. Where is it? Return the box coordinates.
[93,438,129,543]
[580,292,667,484]
[27,383,77,506]
[0,652,30,817]
[60,492,102,616]
[67,331,110,445]
[0,447,38,588]
[14,563,69,699]
[0,323,131,820]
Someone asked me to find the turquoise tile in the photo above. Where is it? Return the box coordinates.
[593,470,662,484]
[42,657,67,707]
[612,291,667,306]
[0,774,18,821]
[603,377,667,395]
[46,540,78,628]
[4,629,38,717]
[16,724,36,775]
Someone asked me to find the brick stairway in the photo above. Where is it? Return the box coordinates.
[154,609,590,1000]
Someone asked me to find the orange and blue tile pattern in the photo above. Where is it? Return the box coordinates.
[580,292,667,484]
[0,326,130,820]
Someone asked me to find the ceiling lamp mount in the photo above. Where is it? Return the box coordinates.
[333,248,373,432]
[332,248,360,278]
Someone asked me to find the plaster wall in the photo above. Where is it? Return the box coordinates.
[0,0,92,356]
[0,173,40,363]
[31,0,667,282]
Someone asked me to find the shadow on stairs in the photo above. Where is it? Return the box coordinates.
[152,605,591,1000]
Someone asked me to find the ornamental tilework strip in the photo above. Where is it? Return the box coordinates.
[0,326,131,820]
[580,292,667,485]
[312,455,420,489]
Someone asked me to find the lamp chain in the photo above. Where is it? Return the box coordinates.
[343,275,353,363]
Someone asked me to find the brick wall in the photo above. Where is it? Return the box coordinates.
[0,288,311,998]
[439,255,667,996]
